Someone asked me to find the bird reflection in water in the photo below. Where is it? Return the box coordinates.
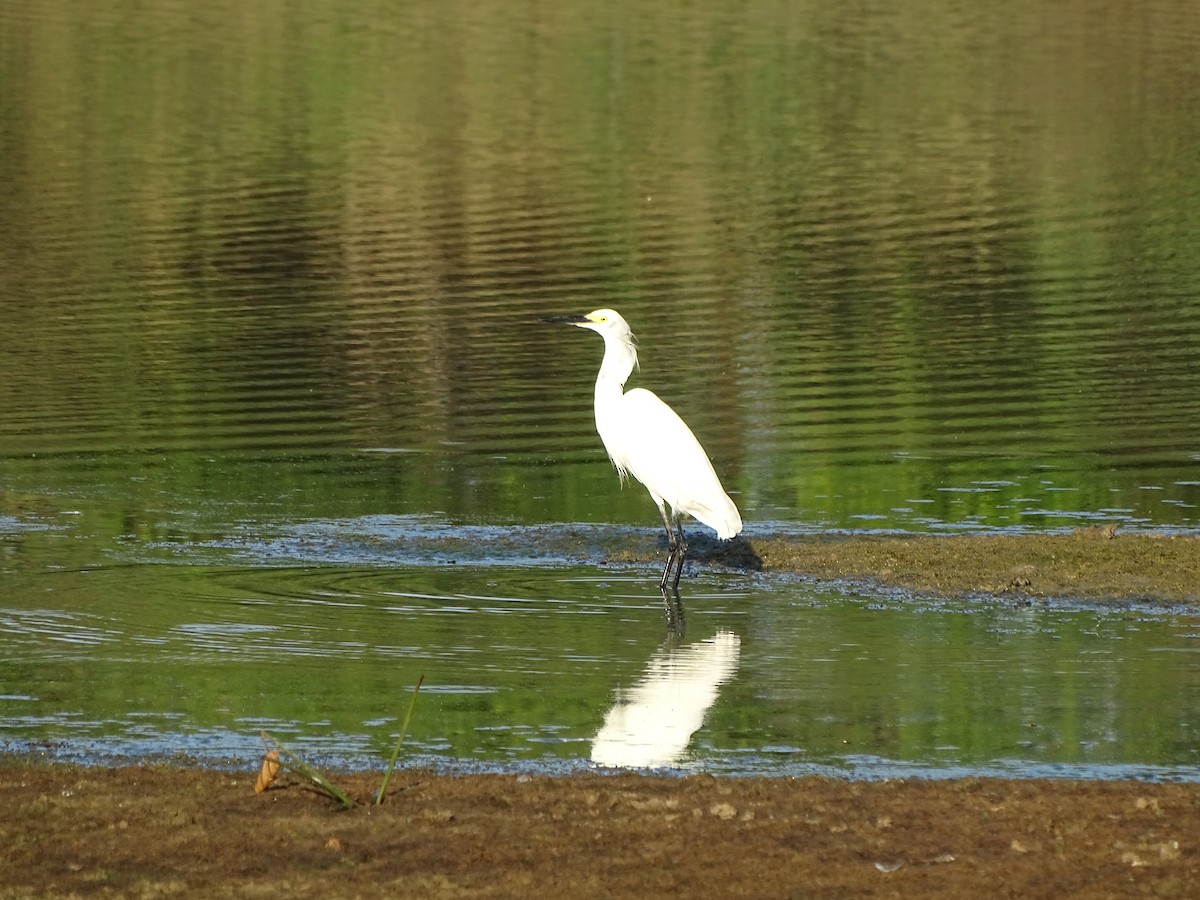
[591,625,741,769]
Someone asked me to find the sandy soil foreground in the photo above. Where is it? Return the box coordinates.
[2,763,1197,899]
[3,532,1197,898]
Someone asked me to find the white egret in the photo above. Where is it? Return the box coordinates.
[543,309,742,589]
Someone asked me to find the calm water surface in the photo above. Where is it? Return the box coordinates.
[2,0,1199,777]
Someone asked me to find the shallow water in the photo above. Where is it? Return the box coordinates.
[2,0,1200,778]
[5,519,1200,779]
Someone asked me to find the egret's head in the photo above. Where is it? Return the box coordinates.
[543,308,632,340]
[542,308,639,370]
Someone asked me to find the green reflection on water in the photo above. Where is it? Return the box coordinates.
[1,0,1198,533]
[2,0,1200,774]
[2,560,1198,775]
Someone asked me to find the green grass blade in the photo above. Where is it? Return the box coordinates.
[374,674,424,805]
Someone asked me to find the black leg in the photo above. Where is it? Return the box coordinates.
[672,520,691,592]
[659,551,675,591]
[656,503,676,548]
[657,504,677,590]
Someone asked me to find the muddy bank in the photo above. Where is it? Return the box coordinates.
[347,522,1200,604]
[688,530,1200,604]
[3,762,1197,899]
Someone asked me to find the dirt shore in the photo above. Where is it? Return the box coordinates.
[4,532,1198,898]
[2,762,1197,899]
[710,529,1200,604]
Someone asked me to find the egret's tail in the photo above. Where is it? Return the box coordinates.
[688,493,742,541]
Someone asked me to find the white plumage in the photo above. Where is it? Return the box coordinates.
[545,308,742,588]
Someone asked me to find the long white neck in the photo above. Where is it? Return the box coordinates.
[590,333,638,439]
[594,329,638,398]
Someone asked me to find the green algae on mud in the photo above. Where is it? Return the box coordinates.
[386,525,1200,604]
[607,529,1200,604]
[738,531,1200,604]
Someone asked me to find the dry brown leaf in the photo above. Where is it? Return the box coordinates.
[254,750,281,794]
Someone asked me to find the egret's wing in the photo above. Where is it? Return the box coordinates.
[603,388,741,538]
